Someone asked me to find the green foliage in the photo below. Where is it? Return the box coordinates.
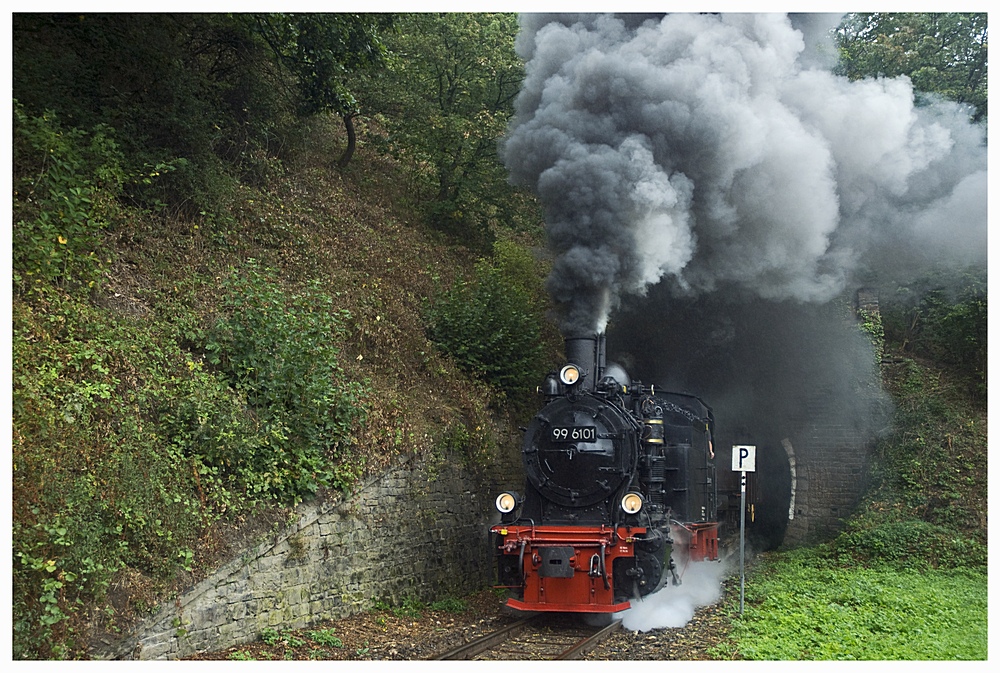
[228,650,259,660]
[12,14,299,216]
[251,13,392,118]
[833,517,986,571]
[13,13,542,239]
[429,597,468,613]
[835,13,988,123]
[365,13,528,248]
[372,594,468,619]
[11,261,370,657]
[424,244,548,404]
[374,596,427,619]
[203,261,369,502]
[308,627,344,648]
[711,551,987,660]
[12,289,220,658]
[12,102,125,290]
[879,268,986,394]
[260,628,305,648]
[836,350,987,569]
[856,307,885,366]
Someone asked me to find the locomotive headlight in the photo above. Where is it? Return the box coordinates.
[621,492,644,515]
[559,364,582,386]
[495,492,520,514]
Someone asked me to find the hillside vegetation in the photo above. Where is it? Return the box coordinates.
[11,105,566,659]
[11,14,564,659]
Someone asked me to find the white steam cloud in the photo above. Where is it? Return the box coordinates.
[502,13,987,335]
[616,557,731,632]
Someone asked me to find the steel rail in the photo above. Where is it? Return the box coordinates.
[430,616,539,660]
[555,618,622,660]
[430,614,622,661]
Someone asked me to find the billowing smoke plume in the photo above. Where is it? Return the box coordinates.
[502,13,987,335]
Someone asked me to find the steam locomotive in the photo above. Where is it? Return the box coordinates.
[490,333,720,614]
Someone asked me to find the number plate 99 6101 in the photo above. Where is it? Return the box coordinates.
[550,426,597,442]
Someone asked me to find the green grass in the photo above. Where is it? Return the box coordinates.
[711,550,987,660]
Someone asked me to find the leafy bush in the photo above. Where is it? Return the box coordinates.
[203,261,369,502]
[429,597,468,613]
[12,102,125,290]
[308,628,344,648]
[833,516,986,571]
[11,259,370,658]
[880,268,986,393]
[12,290,218,658]
[423,243,548,404]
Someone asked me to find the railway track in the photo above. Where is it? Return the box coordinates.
[431,614,622,660]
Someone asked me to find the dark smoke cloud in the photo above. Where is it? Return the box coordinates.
[502,13,987,335]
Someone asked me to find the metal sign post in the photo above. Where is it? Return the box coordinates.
[732,445,756,615]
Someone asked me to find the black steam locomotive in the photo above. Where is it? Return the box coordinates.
[491,333,720,614]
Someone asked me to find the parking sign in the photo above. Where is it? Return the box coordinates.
[732,445,756,472]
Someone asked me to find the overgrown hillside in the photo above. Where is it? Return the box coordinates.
[835,351,988,568]
[835,271,988,568]
[11,13,564,659]
[11,108,558,658]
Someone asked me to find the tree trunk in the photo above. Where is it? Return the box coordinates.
[337,113,357,168]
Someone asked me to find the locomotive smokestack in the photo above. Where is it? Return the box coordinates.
[564,333,606,391]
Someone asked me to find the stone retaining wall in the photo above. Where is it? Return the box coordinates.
[97,444,522,660]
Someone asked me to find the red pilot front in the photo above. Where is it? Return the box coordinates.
[492,510,645,612]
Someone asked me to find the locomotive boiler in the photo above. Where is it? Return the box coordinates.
[491,333,720,614]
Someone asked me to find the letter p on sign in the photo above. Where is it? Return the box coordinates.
[732,445,756,472]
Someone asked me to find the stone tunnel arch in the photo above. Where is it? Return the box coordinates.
[715,289,882,550]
